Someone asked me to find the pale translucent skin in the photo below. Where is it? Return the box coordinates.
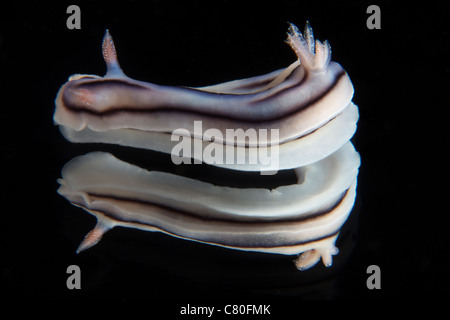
[60,102,358,171]
[55,22,360,270]
[57,143,359,270]
[54,23,355,172]
[58,142,360,221]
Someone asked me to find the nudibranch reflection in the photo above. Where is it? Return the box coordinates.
[54,22,360,270]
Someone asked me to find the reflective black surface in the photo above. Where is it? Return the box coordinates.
[0,0,448,303]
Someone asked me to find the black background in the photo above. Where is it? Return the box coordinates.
[0,0,448,305]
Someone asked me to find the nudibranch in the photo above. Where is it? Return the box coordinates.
[54,22,361,270]
[57,142,359,270]
[54,22,358,171]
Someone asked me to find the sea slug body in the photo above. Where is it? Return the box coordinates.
[54,22,360,270]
